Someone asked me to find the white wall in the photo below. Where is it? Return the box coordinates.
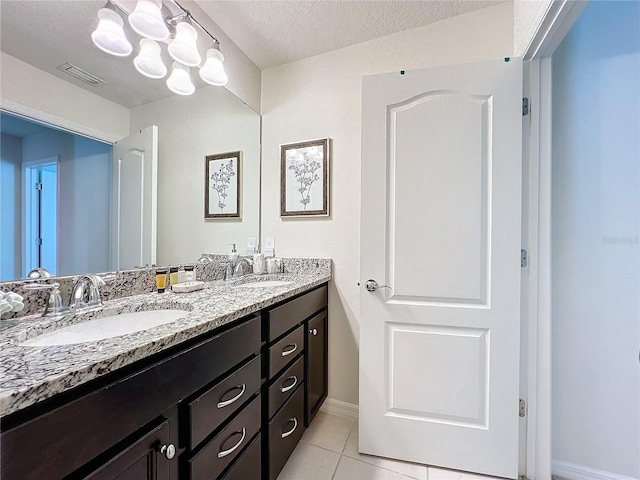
[22,129,111,276]
[261,3,515,406]
[130,86,261,265]
[0,133,23,280]
[180,1,262,113]
[0,52,130,143]
[551,1,640,478]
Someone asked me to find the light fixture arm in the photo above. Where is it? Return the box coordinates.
[166,12,188,26]
[169,0,220,45]
[106,0,221,46]
[106,0,130,17]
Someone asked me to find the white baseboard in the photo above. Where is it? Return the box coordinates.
[552,460,639,480]
[319,397,359,422]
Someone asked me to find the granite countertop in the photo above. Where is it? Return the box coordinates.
[0,272,330,418]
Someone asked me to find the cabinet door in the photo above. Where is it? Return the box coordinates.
[84,419,173,480]
[305,310,328,426]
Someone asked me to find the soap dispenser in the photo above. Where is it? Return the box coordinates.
[253,245,265,275]
[228,244,238,262]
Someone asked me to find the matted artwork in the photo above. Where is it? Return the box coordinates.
[205,151,241,218]
[280,138,329,217]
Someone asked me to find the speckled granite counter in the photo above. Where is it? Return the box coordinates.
[0,272,330,417]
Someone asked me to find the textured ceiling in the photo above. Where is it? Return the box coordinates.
[0,1,503,108]
[198,1,503,69]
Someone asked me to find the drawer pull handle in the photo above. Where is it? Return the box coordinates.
[281,418,298,439]
[217,384,246,408]
[281,343,298,357]
[217,428,246,458]
[310,328,318,336]
[281,375,298,393]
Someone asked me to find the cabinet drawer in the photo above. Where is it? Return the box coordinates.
[269,324,304,379]
[188,395,261,480]
[268,387,305,480]
[268,285,327,340]
[186,355,261,449]
[219,433,261,480]
[268,356,304,419]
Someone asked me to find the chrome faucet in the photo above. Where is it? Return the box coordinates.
[25,274,113,317]
[234,257,253,277]
[69,275,106,311]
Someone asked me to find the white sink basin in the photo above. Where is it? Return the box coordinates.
[20,309,189,347]
[238,280,292,288]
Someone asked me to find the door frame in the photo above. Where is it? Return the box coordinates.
[22,156,60,277]
[521,2,587,479]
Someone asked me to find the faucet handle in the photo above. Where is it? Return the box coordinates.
[24,282,69,316]
[220,262,234,280]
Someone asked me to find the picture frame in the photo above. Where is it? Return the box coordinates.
[280,138,330,217]
[205,151,241,219]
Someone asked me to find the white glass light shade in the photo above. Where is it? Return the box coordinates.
[168,22,201,67]
[199,48,228,86]
[166,62,195,95]
[91,8,132,57]
[133,39,167,79]
[128,0,169,41]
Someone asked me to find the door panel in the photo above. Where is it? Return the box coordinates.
[390,92,490,304]
[387,324,489,427]
[360,59,522,479]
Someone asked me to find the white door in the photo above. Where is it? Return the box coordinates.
[111,125,158,271]
[39,165,57,274]
[360,59,523,479]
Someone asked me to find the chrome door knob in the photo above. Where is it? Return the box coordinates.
[364,279,390,292]
[309,328,318,336]
[159,443,176,460]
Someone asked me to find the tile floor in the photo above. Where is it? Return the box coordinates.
[277,412,505,480]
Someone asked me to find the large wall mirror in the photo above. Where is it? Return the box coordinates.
[0,2,261,283]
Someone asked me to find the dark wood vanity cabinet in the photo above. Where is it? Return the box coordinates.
[0,282,329,480]
[0,315,262,480]
[263,284,328,480]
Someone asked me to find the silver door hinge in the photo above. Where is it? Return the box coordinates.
[35,182,43,191]
[522,97,529,116]
[35,238,42,246]
[519,399,526,417]
[521,249,528,268]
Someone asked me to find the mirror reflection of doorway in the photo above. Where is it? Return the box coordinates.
[0,110,113,281]
[23,158,58,276]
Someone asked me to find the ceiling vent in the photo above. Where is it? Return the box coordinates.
[57,63,107,87]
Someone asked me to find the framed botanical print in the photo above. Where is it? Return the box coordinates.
[280,138,329,217]
[205,151,241,219]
